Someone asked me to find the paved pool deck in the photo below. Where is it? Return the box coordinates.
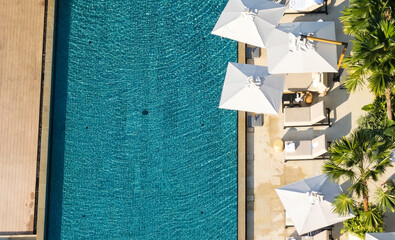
[245,1,395,239]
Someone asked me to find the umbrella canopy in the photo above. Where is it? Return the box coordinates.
[366,233,395,240]
[219,62,285,114]
[266,21,338,74]
[211,0,286,48]
[276,174,355,235]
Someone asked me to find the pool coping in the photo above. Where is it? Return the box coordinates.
[35,0,55,239]
[237,42,247,240]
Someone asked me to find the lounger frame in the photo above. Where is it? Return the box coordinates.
[284,152,330,162]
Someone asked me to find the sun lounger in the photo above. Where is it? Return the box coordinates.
[284,134,328,161]
[284,73,328,95]
[280,0,328,14]
[284,101,331,128]
[289,0,324,11]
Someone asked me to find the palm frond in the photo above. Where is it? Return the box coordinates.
[360,208,384,231]
[348,179,368,197]
[332,193,355,216]
[375,188,395,212]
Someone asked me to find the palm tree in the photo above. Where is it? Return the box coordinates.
[323,129,394,211]
[340,0,393,36]
[340,0,395,120]
[343,20,395,120]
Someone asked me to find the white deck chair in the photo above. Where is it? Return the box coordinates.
[284,134,327,161]
[279,0,328,14]
[284,101,331,128]
[289,0,324,11]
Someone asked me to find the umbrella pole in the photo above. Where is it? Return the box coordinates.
[253,112,260,121]
[300,35,348,70]
[300,35,348,84]
[337,44,348,70]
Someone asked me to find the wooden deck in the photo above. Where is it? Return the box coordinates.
[0,0,45,234]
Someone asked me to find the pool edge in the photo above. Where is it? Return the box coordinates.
[36,0,55,239]
[237,42,247,240]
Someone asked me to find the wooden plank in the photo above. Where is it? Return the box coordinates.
[0,0,45,233]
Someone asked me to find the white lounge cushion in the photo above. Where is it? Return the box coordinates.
[285,142,296,152]
[284,140,312,160]
[284,101,326,127]
[310,101,326,124]
[289,0,324,11]
[307,72,328,94]
[311,134,327,158]
[284,134,327,160]
[284,107,311,126]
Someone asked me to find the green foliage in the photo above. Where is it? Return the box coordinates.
[375,187,395,212]
[375,179,395,212]
[324,130,394,199]
[361,208,384,231]
[324,3,395,235]
[340,0,395,36]
[343,19,395,96]
[324,129,395,236]
[361,103,374,112]
[332,193,355,216]
[358,96,391,130]
[342,205,384,239]
[383,125,395,138]
[340,0,395,119]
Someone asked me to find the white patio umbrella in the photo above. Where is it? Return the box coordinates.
[275,174,355,235]
[266,21,338,74]
[211,0,286,48]
[219,62,285,114]
[366,232,395,240]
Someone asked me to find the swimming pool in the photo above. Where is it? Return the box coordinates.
[46,0,237,239]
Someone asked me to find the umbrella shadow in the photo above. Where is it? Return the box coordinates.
[383,173,395,231]
[325,84,350,111]
[331,223,344,240]
[282,128,328,141]
[326,112,352,140]
[384,211,395,232]
[287,230,302,240]
[340,179,352,193]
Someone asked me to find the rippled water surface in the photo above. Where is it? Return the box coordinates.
[47,0,237,239]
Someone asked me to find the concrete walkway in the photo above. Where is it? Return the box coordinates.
[0,0,45,234]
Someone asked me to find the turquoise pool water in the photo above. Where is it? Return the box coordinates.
[46,0,237,239]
